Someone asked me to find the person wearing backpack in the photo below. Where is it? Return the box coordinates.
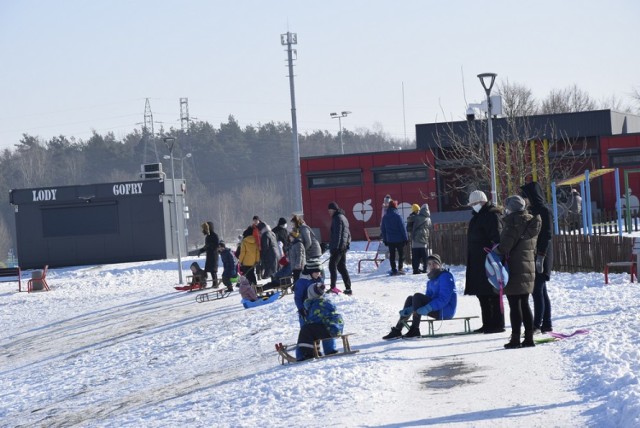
[296,282,344,361]
[218,241,238,292]
[382,254,457,339]
[494,195,541,349]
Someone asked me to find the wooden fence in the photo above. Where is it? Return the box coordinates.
[430,222,635,273]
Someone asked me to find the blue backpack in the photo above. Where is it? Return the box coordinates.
[484,249,509,293]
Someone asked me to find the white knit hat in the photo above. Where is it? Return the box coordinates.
[468,190,488,206]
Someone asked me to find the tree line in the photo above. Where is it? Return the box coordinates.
[0,116,410,259]
[1,82,638,263]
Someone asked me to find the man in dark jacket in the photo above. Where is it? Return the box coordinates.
[381,200,409,275]
[198,221,219,282]
[272,217,289,255]
[521,181,554,333]
[327,201,352,295]
[464,190,505,334]
[257,222,280,279]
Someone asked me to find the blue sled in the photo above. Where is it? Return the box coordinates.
[242,292,281,309]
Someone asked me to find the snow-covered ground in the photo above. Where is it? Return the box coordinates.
[1,242,639,427]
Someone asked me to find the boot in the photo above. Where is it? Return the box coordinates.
[403,326,421,339]
[382,327,403,340]
[504,334,521,349]
[521,331,536,348]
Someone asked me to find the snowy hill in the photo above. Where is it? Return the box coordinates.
[1,243,639,427]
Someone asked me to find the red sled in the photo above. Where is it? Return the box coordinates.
[174,283,206,292]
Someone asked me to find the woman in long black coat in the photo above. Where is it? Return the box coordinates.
[198,221,220,282]
[465,191,505,334]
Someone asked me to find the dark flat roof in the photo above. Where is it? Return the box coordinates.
[416,109,640,149]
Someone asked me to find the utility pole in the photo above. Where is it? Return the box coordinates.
[281,31,303,214]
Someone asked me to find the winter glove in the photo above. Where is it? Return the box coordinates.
[536,255,545,273]
[383,241,388,247]
[399,306,413,318]
[298,308,307,318]
[416,304,433,316]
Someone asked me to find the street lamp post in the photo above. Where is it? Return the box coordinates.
[478,73,498,205]
[330,111,351,155]
[163,136,183,284]
[179,153,192,179]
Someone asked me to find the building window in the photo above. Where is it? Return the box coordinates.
[308,170,362,188]
[609,149,640,167]
[373,166,428,184]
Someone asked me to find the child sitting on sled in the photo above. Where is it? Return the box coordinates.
[382,254,457,340]
[188,262,208,289]
[296,282,344,361]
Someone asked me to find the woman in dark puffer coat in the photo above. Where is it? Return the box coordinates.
[494,195,541,349]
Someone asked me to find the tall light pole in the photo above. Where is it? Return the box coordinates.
[330,111,351,155]
[163,136,183,284]
[281,31,303,214]
[478,73,498,205]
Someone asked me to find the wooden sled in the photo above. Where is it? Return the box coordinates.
[195,287,232,303]
[275,333,358,365]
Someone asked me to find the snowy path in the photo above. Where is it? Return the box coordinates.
[1,249,637,427]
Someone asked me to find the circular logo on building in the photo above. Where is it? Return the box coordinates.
[353,199,373,222]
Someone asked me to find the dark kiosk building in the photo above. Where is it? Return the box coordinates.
[9,178,187,269]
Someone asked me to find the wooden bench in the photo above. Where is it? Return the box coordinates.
[357,241,388,273]
[604,239,640,284]
[0,267,22,292]
[404,316,480,336]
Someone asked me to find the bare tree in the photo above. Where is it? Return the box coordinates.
[540,84,597,114]
[425,114,589,209]
[497,79,539,117]
[598,94,634,113]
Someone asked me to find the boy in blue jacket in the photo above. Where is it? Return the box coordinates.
[218,241,238,292]
[382,254,457,339]
[296,283,344,361]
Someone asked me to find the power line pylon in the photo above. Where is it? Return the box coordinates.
[141,98,159,164]
[180,98,190,133]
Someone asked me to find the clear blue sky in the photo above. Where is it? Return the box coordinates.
[1,0,638,150]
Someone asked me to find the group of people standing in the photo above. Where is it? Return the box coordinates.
[197,182,554,353]
[380,195,433,275]
[465,182,554,349]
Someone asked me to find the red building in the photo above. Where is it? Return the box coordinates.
[300,150,436,241]
[301,110,640,242]
[600,133,640,211]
